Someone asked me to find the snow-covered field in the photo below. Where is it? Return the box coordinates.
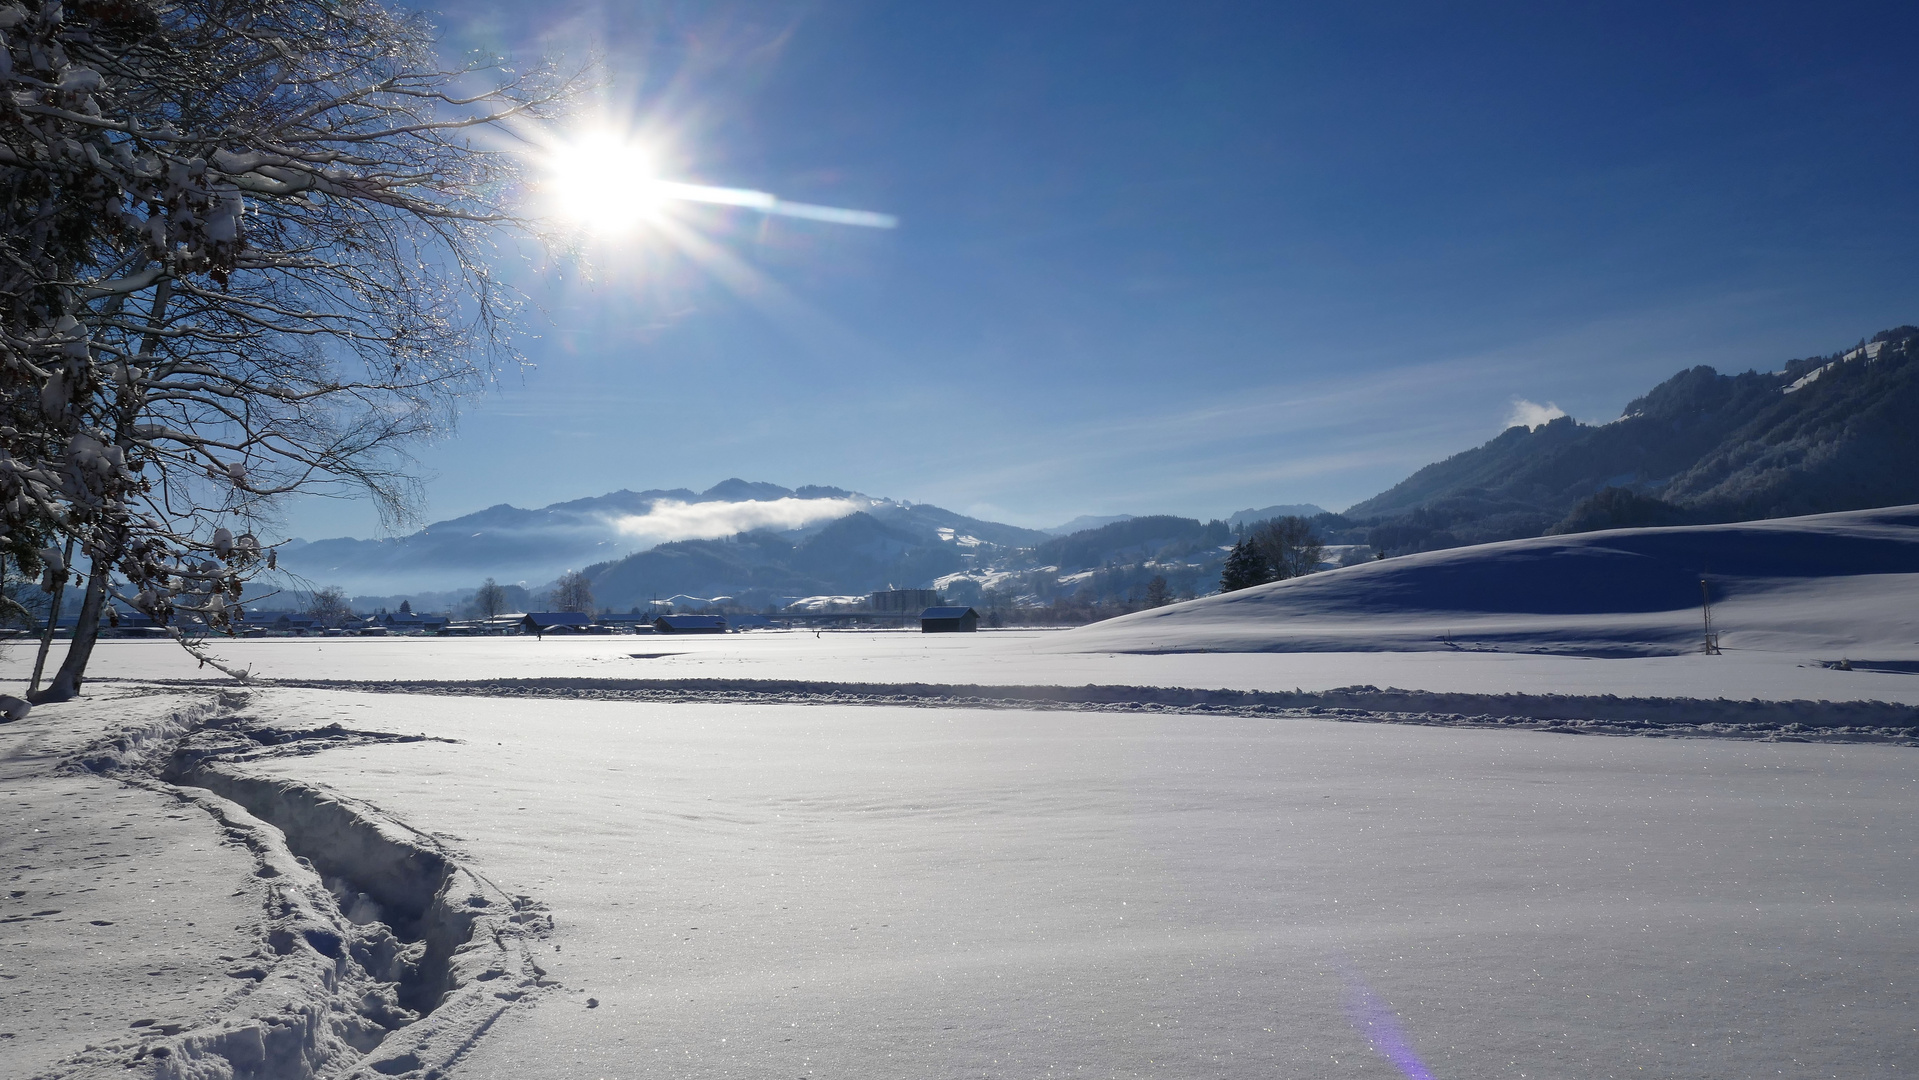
[8,628,1919,707]
[9,684,1916,1079]
[6,507,1916,1078]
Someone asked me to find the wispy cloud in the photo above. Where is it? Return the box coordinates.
[611,497,865,543]
[1505,398,1568,429]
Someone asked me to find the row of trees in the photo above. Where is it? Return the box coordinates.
[466,571,591,620]
[0,0,573,698]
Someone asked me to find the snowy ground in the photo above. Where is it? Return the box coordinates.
[6,508,1916,1077]
[0,691,266,1072]
[8,630,1919,707]
[264,690,1917,1080]
[9,685,1914,1079]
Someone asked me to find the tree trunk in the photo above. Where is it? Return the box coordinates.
[30,552,108,703]
[32,277,168,704]
[29,534,76,695]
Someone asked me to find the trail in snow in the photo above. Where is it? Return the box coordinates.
[2,690,553,1080]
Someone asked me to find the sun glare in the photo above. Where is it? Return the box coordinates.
[544,132,664,233]
[538,128,898,239]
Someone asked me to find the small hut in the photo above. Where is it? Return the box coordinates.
[919,606,980,633]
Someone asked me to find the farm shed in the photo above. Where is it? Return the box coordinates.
[920,606,980,633]
[655,614,728,634]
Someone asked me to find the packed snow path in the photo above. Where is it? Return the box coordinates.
[0,692,264,1073]
[233,688,1917,1079]
[0,691,556,1080]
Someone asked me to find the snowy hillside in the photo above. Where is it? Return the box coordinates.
[1056,505,1919,657]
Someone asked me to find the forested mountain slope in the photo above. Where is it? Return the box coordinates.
[1342,325,1919,553]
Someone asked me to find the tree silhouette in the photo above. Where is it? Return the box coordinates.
[472,579,508,619]
[553,571,595,615]
[1250,516,1324,580]
[1144,575,1171,607]
[1219,537,1269,592]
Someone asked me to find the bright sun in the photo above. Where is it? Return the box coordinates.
[544,132,664,232]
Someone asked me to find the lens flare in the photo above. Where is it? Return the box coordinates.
[1341,961,1439,1080]
[656,181,897,228]
[541,131,897,234]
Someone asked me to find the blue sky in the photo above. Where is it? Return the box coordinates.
[287,1,1917,539]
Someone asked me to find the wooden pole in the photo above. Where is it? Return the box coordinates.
[1699,577,1720,655]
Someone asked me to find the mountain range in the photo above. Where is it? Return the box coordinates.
[1340,324,1919,554]
[281,324,1917,613]
[280,480,1049,602]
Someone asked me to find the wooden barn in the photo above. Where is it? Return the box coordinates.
[522,612,593,636]
[654,614,728,634]
[919,606,980,633]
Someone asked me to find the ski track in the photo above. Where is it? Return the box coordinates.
[13,691,555,1080]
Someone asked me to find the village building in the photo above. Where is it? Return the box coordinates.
[521,612,593,636]
[654,614,728,634]
[382,611,450,634]
[272,612,321,635]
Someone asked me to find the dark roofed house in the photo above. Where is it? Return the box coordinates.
[522,611,593,636]
[654,614,727,634]
[384,611,450,635]
[920,606,980,633]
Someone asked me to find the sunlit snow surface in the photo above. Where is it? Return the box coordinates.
[13,630,1919,705]
[237,689,1917,1079]
[7,507,1917,1077]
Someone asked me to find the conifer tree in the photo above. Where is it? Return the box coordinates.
[1218,537,1270,592]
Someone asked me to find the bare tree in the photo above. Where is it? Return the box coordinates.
[0,0,578,700]
[1249,516,1324,581]
[552,570,593,615]
[305,585,350,629]
[471,577,507,619]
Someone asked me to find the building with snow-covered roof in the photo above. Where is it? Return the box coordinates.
[521,612,593,636]
[382,611,449,634]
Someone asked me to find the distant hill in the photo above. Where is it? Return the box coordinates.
[1030,516,1229,572]
[1042,514,1135,536]
[1342,325,1919,554]
[1058,505,1919,657]
[581,509,1043,611]
[1226,503,1326,528]
[278,480,1050,598]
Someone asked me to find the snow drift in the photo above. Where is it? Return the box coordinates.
[1056,505,1919,657]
